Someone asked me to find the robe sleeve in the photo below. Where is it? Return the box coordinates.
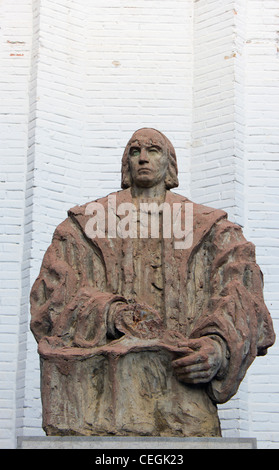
[30,216,125,349]
[190,218,275,404]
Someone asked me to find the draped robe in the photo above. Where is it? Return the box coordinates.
[30,189,275,437]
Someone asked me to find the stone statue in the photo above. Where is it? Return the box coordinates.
[30,128,275,437]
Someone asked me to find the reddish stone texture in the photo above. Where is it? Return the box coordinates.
[30,129,275,437]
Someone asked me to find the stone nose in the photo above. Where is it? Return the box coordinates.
[139,148,149,163]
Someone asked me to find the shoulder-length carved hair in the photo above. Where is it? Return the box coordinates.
[121,128,179,190]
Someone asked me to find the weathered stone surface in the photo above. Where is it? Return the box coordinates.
[30,128,275,437]
[40,349,220,437]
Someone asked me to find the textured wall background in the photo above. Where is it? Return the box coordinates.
[0,0,278,449]
[0,0,33,448]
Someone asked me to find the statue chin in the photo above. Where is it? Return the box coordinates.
[132,175,163,189]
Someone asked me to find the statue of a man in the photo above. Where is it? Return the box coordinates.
[30,128,275,437]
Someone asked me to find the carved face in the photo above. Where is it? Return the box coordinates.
[128,129,169,188]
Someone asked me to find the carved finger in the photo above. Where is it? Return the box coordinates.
[172,352,207,369]
[176,370,212,384]
[174,362,211,376]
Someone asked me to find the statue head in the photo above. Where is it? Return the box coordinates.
[121,128,179,190]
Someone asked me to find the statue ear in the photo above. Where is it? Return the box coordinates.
[164,173,172,189]
[164,155,179,189]
[121,172,132,189]
[121,153,132,189]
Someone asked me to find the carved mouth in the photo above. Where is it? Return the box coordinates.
[138,168,152,174]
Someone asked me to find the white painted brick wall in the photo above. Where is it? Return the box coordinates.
[0,0,32,449]
[82,0,192,201]
[191,0,237,218]
[243,0,279,449]
[0,0,278,449]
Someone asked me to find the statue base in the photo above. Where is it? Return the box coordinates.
[17,436,257,449]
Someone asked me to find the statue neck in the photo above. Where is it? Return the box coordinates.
[131,181,166,201]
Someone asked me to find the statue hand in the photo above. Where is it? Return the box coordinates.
[172,336,223,384]
[114,303,163,339]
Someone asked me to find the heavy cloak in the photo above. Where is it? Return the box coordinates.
[30,189,275,436]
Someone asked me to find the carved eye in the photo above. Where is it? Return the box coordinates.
[148,147,160,154]
[130,148,140,157]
